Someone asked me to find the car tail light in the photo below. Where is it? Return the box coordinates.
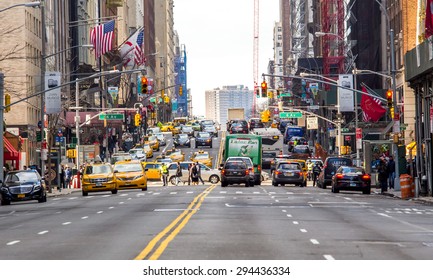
[274,170,281,175]
[221,170,226,175]
[336,174,344,179]
[245,170,250,175]
[258,165,261,172]
[362,174,371,181]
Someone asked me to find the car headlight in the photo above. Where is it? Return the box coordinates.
[0,186,9,192]
[82,178,91,183]
[33,184,42,190]
[133,175,144,180]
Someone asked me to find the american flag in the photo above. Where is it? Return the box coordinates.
[119,28,145,67]
[90,20,115,58]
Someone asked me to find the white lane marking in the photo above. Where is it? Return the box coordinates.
[253,192,260,194]
[269,192,276,194]
[102,195,111,197]
[186,191,194,194]
[300,229,307,233]
[68,197,77,200]
[81,216,89,219]
[378,213,391,218]
[170,192,177,194]
[52,198,61,201]
[38,230,49,235]
[97,211,103,214]
[62,222,71,225]
[220,191,227,194]
[282,210,287,213]
[55,211,62,214]
[119,202,124,204]
[293,221,299,225]
[286,214,292,218]
[7,240,20,245]
[324,255,335,260]
[108,207,115,209]
[153,193,160,195]
[120,194,128,197]
[127,198,132,200]
[310,239,320,245]
[275,200,279,202]
[344,197,353,201]
[236,191,243,194]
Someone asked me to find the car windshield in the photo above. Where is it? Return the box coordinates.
[85,165,112,174]
[179,134,188,139]
[341,167,364,174]
[278,163,301,170]
[114,163,143,173]
[6,172,39,184]
[263,152,277,158]
[183,127,193,131]
[293,146,310,153]
[198,132,210,138]
[225,162,246,169]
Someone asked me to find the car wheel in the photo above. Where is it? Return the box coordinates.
[209,175,220,184]
[221,181,228,187]
[210,144,213,148]
[82,191,88,196]
[1,199,10,205]
[331,185,339,193]
[38,195,47,203]
[322,182,327,189]
[281,184,285,187]
[245,182,249,188]
[142,188,147,191]
[272,181,278,186]
[111,189,118,194]
[363,188,371,195]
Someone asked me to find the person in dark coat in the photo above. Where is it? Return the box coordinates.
[378,157,389,193]
[387,156,396,189]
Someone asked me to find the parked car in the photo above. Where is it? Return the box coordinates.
[272,161,306,187]
[0,170,47,205]
[220,159,254,187]
[173,133,191,148]
[167,161,220,184]
[331,166,371,194]
[195,132,213,148]
[317,157,353,189]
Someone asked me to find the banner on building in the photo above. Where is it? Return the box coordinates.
[338,74,354,112]
[45,72,61,114]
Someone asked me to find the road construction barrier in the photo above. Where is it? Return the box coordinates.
[70,176,80,189]
[400,174,414,199]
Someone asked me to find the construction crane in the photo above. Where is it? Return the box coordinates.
[253,0,259,117]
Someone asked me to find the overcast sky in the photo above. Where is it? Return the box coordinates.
[173,0,280,117]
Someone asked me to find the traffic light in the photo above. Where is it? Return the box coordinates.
[386,90,393,108]
[276,89,280,98]
[267,91,273,99]
[141,77,148,94]
[261,110,270,122]
[66,149,76,158]
[179,85,183,96]
[134,113,141,126]
[261,80,267,98]
[256,88,260,98]
[4,93,10,112]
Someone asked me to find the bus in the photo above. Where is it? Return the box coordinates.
[251,128,284,169]
[224,134,262,185]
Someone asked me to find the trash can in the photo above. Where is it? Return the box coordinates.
[400,174,414,199]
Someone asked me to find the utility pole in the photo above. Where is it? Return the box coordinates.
[40,0,46,181]
[0,73,4,182]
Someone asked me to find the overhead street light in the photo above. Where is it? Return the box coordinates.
[0,1,41,13]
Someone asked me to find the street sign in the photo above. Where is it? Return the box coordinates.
[309,105,319,110]
[306,116,318,130]
[341,128,350,133]
[99,113,124,120]
[279,112,302,118]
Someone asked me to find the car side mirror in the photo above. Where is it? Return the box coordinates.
[114,170,118,173]
[144,168,148,172]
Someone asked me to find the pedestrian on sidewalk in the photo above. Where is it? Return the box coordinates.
[387,155,395,189]
[378,157,389,194]
[65,167,72,188]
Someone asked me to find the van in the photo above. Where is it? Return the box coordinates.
[317,157,353,188]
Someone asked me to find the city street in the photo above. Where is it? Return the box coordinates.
[1,179,433,260]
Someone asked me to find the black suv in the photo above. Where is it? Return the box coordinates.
[248,118,265,131]
[317,157,353,189]
[220,160,254,187]
[227,119,248,133]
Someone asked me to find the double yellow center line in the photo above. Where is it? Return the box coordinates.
[134,185,217,260]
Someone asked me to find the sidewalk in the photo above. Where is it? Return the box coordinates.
[373,187,433,205]
[46,187,81,197]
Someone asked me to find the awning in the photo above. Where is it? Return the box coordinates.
[3,136,19,159]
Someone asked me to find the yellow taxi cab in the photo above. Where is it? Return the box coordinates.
[113,160,147,191]
[143,135,160,151]
[142,162,162,180]
[290,159,308,184]
[160,122,174,132]
[171,125,182,135]
[81,158,117,196]
[142,143,154,158]
[163,148,185,162]
[190,150,213,168]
